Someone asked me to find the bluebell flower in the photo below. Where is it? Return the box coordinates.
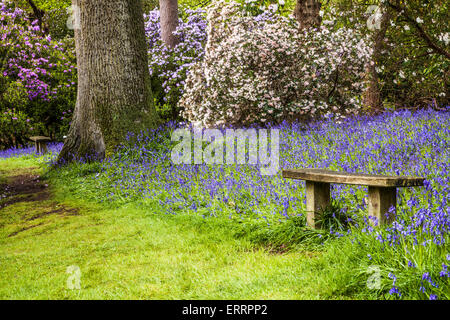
[389,286,401,297]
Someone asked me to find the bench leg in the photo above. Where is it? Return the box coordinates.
[368,186,396,225]
[40,142,48,154]
[305,181,330,229]
[35,142,48,154]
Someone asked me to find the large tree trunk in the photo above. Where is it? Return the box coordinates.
[58,0,159,163]
[363,9,391,112]
[293,0,322,30]
[159,0,179,48]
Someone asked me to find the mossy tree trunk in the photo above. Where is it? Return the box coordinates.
[293,0,322,30]
[58,0,159,163]
[159,0,179,48]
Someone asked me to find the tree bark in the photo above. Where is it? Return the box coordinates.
[58,0,159,163]
[159,0,179,48]
[293,0,322,30]
[363,9,391,112]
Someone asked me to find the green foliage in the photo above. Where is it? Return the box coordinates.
[44,7,74,39]
[143,0,212,13]
[0,108,39,148]
[3,81,29,109]
[142,0,159,12]
[179,0,213,10]
[324,0,449,108]
[380,0,449,107]
[235,0,296,16]
[235,215,328,252]
[316,200,353,231]
[155,100,175,123]
[312,222,450,300]
[22,0,71,11]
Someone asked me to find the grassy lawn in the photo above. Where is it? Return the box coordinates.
[0,157,345,300]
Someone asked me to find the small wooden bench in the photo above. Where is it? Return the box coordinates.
[29,136,51,154]
[282,168,424,229]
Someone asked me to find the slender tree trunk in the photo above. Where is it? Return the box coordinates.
[26,0,48,33]
[363,9,391,112]
[159,0,179,48]
[58,0,159,163]
[293,0,322,30]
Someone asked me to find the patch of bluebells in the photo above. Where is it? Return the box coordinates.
[0,142,62,158]
[423,272,439,287]
[88,108,449,230]
[388,273,401,298]
[439,264,449,278]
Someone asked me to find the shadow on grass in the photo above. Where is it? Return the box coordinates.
[233,201,354,254]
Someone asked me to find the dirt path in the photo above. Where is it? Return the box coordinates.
[0,168,79,238]
[0,171,50,209]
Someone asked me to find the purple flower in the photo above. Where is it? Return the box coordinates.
[389,286,401,297]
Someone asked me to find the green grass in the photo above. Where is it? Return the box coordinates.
[0,156,352,299]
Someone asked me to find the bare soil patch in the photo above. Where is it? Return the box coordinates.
[0,173,50,208]
[1,171,80,237]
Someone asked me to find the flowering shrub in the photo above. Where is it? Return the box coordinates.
[144,8,207,119]
[0,1,76,147]
[237,0,296,16]
[179,0,373,127]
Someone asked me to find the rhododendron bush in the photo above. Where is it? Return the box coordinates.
[179,0,373,127]
[0,1,76,148]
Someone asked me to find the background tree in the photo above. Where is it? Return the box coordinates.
[385,0,449,60]
[293,0,322,30]
[380,0,449,107]
[58,0,159,162]
[159,0,179,48]
[363,6,391,112]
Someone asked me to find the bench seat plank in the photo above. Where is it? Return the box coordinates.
[29,136,51,154]
[29,136,51,142]
[282,168,424,187]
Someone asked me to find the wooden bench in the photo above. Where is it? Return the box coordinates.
[29,136,51,154]
[282,168,425,229]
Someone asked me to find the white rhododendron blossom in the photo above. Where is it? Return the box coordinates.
[179,0,373,127]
